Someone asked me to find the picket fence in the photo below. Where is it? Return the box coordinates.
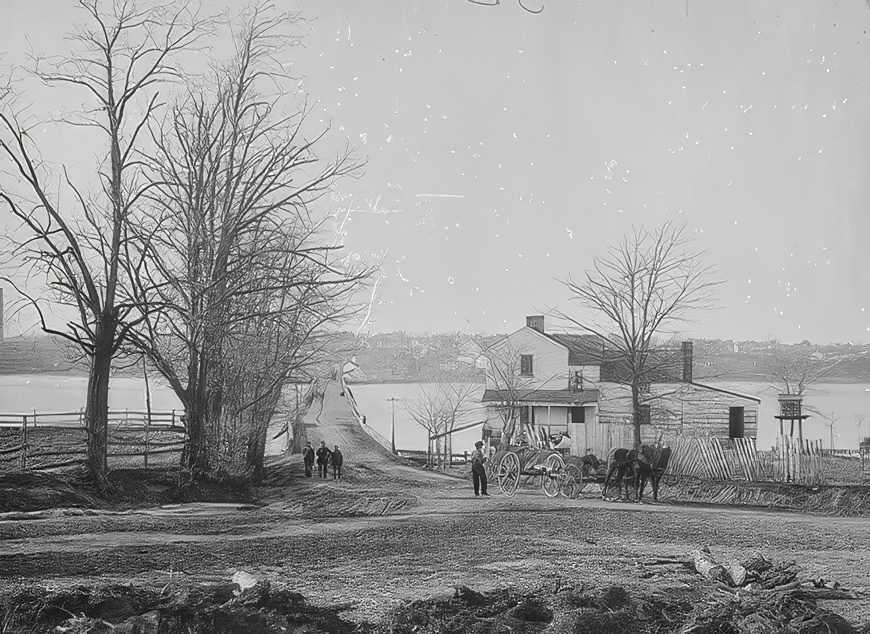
[667,435,824,485]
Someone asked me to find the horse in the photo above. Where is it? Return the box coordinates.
[601,445,671,502]
[636,445,671,502]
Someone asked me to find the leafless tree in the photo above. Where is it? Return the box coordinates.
[0,0,209,482]
[559,222,719,449]
[122,7,370,478]
[476,337,540,446]
[405,381,478,469]
[766,345,839,396]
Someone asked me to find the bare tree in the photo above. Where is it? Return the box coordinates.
[122,7,370,478]
[766,345,839,396]
[0,0,209,482]
[476,337,540,447]
[405,381,477,468]
[559,222,719,449]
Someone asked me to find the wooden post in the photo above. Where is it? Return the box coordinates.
[144,411,150,469]
[20,414,27,471]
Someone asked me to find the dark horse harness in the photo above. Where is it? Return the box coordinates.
[602,445,671,502]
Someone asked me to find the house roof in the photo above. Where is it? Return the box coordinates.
[690,382,762,404]
[481,388,600,406]
[544,333,604,366]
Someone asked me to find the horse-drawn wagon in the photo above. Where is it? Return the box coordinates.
[486,444,606,498]
[485,441,669,501]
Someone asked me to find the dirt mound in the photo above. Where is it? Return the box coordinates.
[663,476,870,516]
[291,484,415,517]
[0,580,365,633]
[0,471,104,512]
[1,560,866,633]
[385,584,694,633]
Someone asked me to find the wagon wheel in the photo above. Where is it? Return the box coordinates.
[561,463,583,499]
[541,453,566,498]
[497,451,521,497]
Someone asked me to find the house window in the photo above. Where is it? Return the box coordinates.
[570,406,586,424]
[638,404,651,425]
[729,406,745,439]
[520,354,534,376]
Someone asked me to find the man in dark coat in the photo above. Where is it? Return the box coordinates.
[471,440,489,496]
[315,440,332,479]
[331,444,344,480]
[301,441,315,477]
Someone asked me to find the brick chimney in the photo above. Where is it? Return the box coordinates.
[526,315,545,333]
[681,341,693,382]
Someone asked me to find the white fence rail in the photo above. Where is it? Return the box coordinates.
[0,409,184,429]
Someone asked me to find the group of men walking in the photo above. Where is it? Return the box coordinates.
[302,440,343,479]
[301,436,490,495]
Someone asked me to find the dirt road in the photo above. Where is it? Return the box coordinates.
[2,381,870,631]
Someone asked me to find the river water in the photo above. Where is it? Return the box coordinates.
[349,381,870,453]
[2,375,868,450]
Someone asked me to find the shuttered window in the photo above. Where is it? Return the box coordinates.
[520,354,533,376]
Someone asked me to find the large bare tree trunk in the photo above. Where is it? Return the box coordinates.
[85,323,114,480]
[631,383,642,450]
[184,398,210,475]
[246,388,282,482]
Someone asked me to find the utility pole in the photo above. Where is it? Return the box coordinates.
[387,397,401,454]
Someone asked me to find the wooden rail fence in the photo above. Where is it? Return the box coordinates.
[0,409,186,472]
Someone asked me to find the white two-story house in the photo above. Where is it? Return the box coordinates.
[482,315,760,458]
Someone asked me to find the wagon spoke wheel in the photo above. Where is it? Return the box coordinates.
[542,453,565,498]
[497,451,521,497]
[561,464,583,499]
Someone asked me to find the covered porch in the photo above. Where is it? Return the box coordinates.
[481,388,600,457]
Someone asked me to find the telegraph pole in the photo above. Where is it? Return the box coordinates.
[387,397,401,454]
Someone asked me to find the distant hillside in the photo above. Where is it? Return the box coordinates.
[692,340,870,384]
[6,330,870,385]
[0,337,85,374]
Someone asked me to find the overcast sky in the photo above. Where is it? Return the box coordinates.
[3,1,870,343]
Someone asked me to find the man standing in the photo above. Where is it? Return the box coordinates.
[331,444,344,480]
[471,440,489,496]
[315,440,332,479]
[301,441,315,478]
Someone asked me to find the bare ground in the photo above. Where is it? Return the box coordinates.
[2,383,870,632]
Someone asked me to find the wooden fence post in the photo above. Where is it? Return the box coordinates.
[144,411,150,469]
[20,414,27,471]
